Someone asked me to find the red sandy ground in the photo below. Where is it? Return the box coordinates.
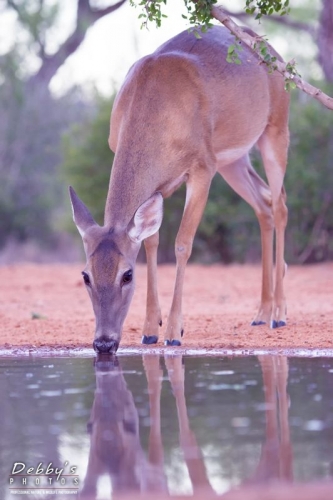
[0,263,332,351]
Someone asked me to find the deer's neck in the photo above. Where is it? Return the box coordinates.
[104,148,160,229]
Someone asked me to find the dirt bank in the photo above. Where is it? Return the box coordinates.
[0,263,332,351]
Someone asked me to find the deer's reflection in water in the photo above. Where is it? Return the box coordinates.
[251,356,293,484]
[79,355,301,500]
[80,354,213,499]
[80,355,165,498]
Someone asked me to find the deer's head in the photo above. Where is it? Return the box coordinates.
[69,187,163,353]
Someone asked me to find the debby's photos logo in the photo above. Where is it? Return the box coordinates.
[9,461,79,495]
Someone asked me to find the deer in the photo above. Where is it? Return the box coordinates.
[69,24,290,353]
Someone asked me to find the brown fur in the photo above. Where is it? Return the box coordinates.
[70,25,290,350]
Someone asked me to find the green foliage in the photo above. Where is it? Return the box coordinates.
[182,0,217,33]
[251,38,301,87]
[9,0,59,49]
[284,60,301,91]
[245,0,290,19]
[61,95,116,228]
[131,0,290,31]
[285,84,333,262]
[131,0,217,32]
[195,176,260,263]
[0,49,75,248]
[136,0,168,28]
[253,38,277,72]
[226,42,243,65]
[4,0,61,76]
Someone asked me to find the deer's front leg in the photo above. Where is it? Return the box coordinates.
[165,175,211,346]
[142,355,165,468]
[142,231,162,345]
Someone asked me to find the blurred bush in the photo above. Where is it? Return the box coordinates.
[285,85,333,263]
[61,95,115,228]
[0,48,87,250]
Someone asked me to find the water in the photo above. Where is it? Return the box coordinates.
[1,354,333,499]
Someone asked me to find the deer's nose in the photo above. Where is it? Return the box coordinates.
[93,337,119,354]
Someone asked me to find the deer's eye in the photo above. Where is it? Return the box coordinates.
[122,270,133,285]
[82,272,91,287]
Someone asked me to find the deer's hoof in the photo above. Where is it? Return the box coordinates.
[141,335,158,345]
[271,320,286,329]
[164,339,181,346]
[251,320,266,326]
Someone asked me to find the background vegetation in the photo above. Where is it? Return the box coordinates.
[1,0,333,263]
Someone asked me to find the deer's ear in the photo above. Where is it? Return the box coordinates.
[128,193,163,243]
[69,186,97,237]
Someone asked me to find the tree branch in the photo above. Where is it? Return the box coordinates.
[222,8,316,38]
[7,0,48,60]
[317,0,333,82]
[211,5,333,111]
[90,3,128,21]
[6,0,20,15]
[27,0,127,89]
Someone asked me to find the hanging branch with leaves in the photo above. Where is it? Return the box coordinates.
[130,0,333,111]
[211,5,333,110]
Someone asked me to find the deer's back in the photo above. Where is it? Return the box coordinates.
[110,26,287,154]
[107,26,289,212]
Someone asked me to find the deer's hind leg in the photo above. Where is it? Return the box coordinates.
[258,125,289,328]
[218,155,275,326]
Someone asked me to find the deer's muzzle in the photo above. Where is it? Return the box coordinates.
[93,336,119,354]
